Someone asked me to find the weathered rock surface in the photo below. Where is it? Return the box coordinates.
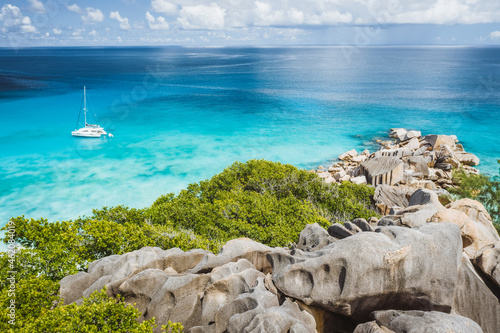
[360,157,404,186]
[59,194,500,332]
[370,310,483,333]
[423,134,456,149]
[429,209,498,259]
[456,152,480,166]
[473,243,500,289]
[316,129,479,193]
[296,223,336,252]
[354,321,395,333]
[377,189,445,229]
[269,223,462,321]
[339,149,358,161]
[373,185,415,215]
[447,199,500,243]
[453,254,500,333]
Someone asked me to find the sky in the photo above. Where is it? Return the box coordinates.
[1,0,500,47]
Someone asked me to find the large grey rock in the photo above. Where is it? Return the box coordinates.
[327,223,354,239]
[352,218,374,232]
[226,299,316,333]
[429,208,499,259]
[60,246,190,304]
[378,189,445,229]
[447,199,499,243]
[408,188,444,208]
[453,253,500,333]
[354,322,395,333]
[473,243,500,289]
[423,134,456,149]
[268,223,463,321]
[339,149,358,161]
[402,137,420,151]
[371,310,483,333]
[389,128,407,141]
[373,185,415,215]
[59,243,284,332]
[391,204,442,228]
[360,157,404,186]
[456,152,480,166]
[296,223,335,252]
[405,156,430,176]
[402,130,421,141]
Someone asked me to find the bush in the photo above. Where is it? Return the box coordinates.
[0,159,379,330]
[449,162,500,227]
[147,160,378,247]
[19,289,156,333]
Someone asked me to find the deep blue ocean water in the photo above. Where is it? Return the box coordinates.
[0,46,499,226]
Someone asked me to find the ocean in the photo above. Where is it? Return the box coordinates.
[1,46,499,226]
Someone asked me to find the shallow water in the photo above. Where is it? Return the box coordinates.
[1,46,499,225]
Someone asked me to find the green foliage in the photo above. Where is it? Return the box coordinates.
[89,205,147,225]
[449,163,500,226]
[0,275,59,331]
[19,289,156,333]
[147,160,378,247]
[162,320,185,333]
[0,159,379,330]
[2,217,220,281]
[448,169,491,199]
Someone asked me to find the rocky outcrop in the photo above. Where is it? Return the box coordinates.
[60,185,500,333]
[453,254,500,333]
[373,184,415,215]
[314,129,479,196]
[360,157,404,186]
[355,310,483,333]
[269,223,462,322]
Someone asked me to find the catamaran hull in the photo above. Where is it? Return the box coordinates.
[71,133,103,138]
[71,130,106,138]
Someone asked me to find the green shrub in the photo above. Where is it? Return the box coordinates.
[0,159,379,330]
[147,160,378,247]
[449,162,500,226]
[18,289,156,333]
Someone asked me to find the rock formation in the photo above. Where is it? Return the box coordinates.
[58,129,499,333]
[314,128,480,191]
[60,196,500,332]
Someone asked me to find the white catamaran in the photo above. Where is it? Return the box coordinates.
[71,86,109,138]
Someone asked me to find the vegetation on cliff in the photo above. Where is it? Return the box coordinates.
[0,159,377,332]
[449,160,500,232]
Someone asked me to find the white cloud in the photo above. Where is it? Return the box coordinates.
[81,7,104,24]
[28,0,45,13]
[110,11,131,30]
[66,4,82,14]
[89,29,98,36]
[146,11,170,30]
[488,31,500,39]
[72,28,85,36]
[253,2,300,26]
[385,0,498,24]
[53,28,62,35]
[177,3,226,30]
[151,0,178,15]
[0,4,38,34]
[307,11,353,25]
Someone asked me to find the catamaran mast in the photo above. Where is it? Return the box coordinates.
[84,86,87,125]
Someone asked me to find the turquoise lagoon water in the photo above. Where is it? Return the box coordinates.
[0,46,499,226]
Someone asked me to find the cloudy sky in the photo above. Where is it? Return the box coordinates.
[1,0,500,47]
